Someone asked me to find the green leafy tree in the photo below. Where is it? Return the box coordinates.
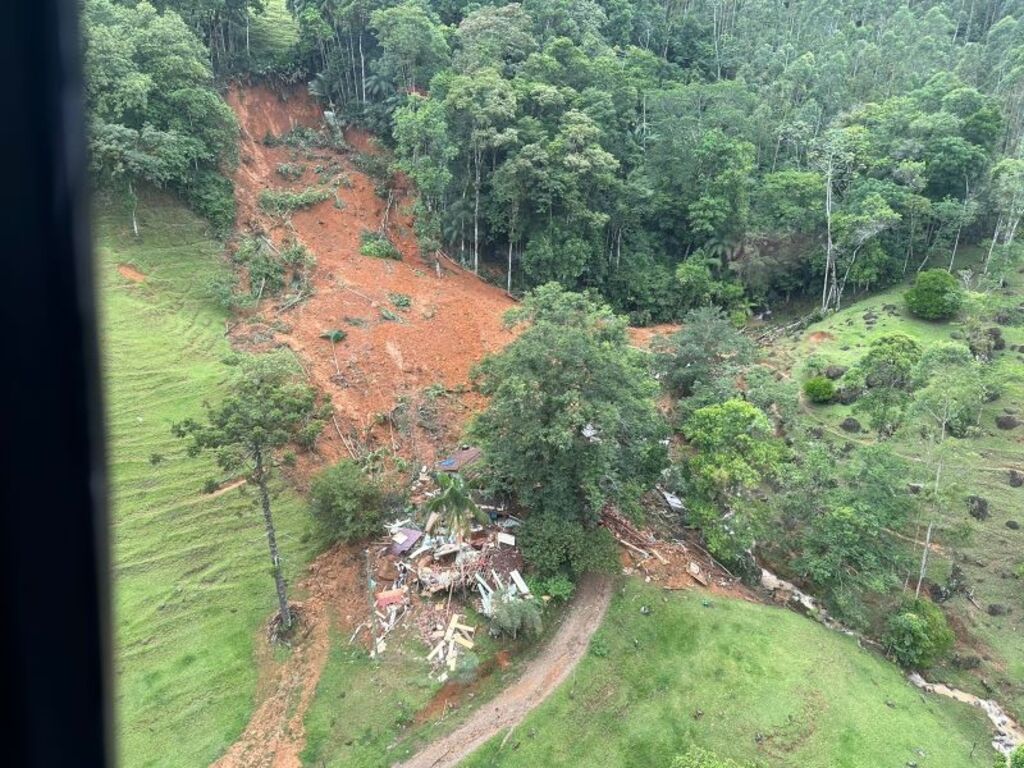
[471,284,667,574]
[803,376,835,404]
[679,399,786,562]
[852,333,922,435]
[654,306,755,399]
[173,354,328,630]
[904,269,964,321]
[370,0,450,93]
[309,461,384,544]
[884,598,955,669]
[83,0,237,231]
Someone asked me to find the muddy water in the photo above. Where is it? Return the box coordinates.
[760,568,1023,756]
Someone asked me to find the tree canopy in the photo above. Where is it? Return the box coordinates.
[470,283,667,574]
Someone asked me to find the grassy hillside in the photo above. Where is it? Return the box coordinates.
[778,274,1024,719]
[461,582,994,768]
[99,192,314,768]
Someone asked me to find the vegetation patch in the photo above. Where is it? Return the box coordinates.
[460,583,993,768]
[359,230,401,260]
[98,194,313,768]
[258,187,331,215]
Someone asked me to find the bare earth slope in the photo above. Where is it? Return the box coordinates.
[226,84,515,467]
[395,575,614,768]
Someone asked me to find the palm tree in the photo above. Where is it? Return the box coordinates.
[426,472,488,542]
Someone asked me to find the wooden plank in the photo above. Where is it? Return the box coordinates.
[427,640,446,661]
[509,569,531,595]
[453,634,475,650]
[497,532,516,546]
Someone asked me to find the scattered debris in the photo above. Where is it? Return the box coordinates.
[437,445,482,474]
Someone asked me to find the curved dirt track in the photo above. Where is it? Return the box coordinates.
[395,574,613,768]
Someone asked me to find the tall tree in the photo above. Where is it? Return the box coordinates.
[173,354,328,630]
[471,284,667,573]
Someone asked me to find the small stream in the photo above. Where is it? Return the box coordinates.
[760,568,1024,756]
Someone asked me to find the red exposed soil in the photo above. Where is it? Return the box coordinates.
[628,322,680,349]
[806,330,835,344]
[117,263,146,283]
[212,544,366,768]
[225,83,516,468]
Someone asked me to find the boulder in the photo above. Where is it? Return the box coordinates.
[1009,469,1023,487]
[840,417,862,433]
[835,386,862,405]
[987,604,1010,616]
[967,495,990,520]
[824,365,848,380]
[907,483,924,495]
[996,414,1020,430]
[1006,520,1020,530]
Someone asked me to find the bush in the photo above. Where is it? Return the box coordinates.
[359,230,402,260]
[519,514,620,579]
[904,269,963,320]
[528,574,576,603]
[258,187,331,215]
[183,170,236,235]
[275,162,305,180]
[1011,745,1024,768]
[308,461,384,544]
[803,376,835,404]
[884,599,954,668]
[490,598,543,639]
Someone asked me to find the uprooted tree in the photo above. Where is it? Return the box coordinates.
[173,353,329,632]
[470,283,668,578]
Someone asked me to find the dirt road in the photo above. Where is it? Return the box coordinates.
[394,574,613,768]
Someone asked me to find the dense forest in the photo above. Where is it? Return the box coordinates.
[85,0,1024,322]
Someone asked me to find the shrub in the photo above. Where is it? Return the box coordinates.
[275,162,305,180]
[884,599,954,668]
[359,230,402,260]
[258,187,331,215]
[519,514,619,579]
[490,598,543,639]
[308,461,384,544]
[904,269,963,320]
[528,574,576,603]
[184,170,236,235]
[803,376,835,404]
[1011,745,1024,768]
[389,292,412,310]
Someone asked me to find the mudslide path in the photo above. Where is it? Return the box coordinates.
[394,574,613,768]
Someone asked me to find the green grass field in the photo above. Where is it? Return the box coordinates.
[780,274,1024,720]
[461,582,994,768]
[99,192,314,768]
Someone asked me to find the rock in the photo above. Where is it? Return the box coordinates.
[907,483,924,495]
[1007,520,1020,530]
[967,495,990,520]
[986,327,1006,351]
[840,417,862,433]
[809,426,824,440]
[376,557,400,581]
[987,604,1010,616]
[1006,468,1022,487]
[835,386,862,404]
[996,414,1020,430]
[952,654,982,670]
[824,364,848,380]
